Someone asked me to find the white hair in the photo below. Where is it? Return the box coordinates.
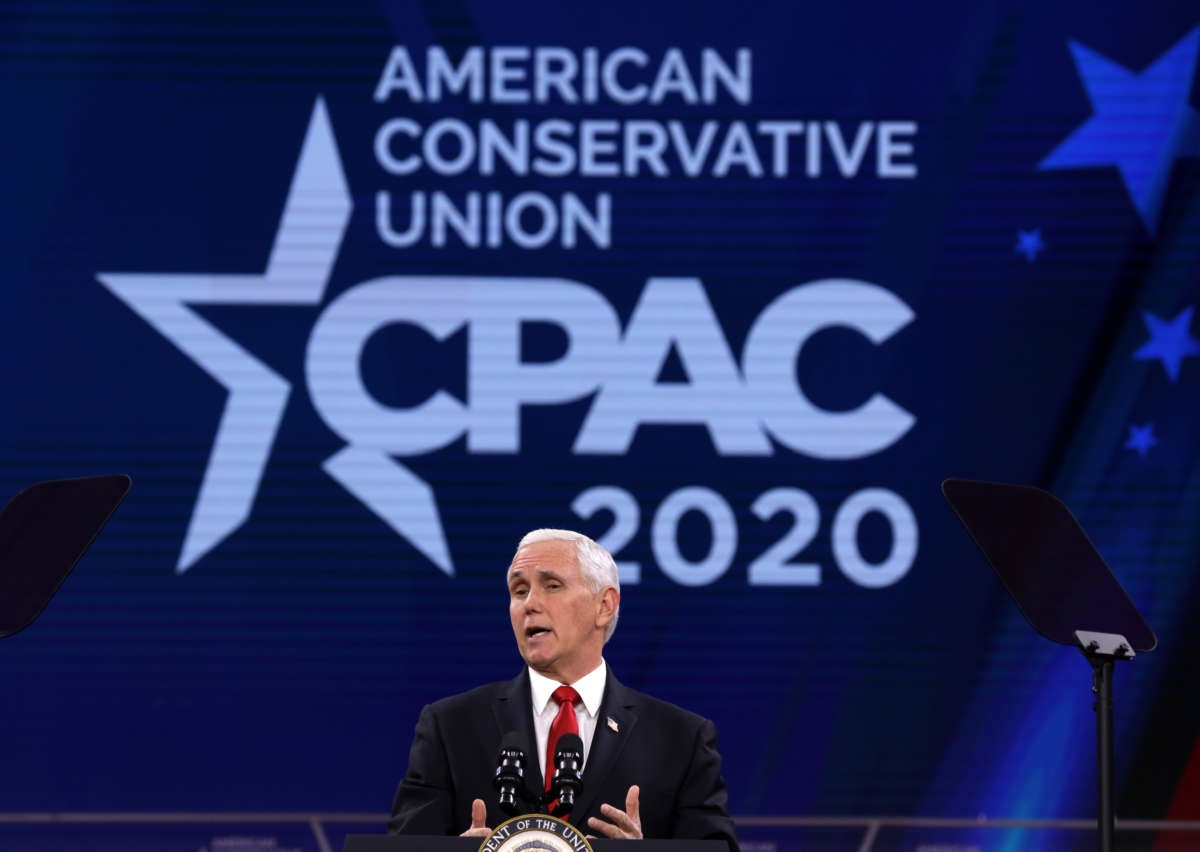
[514,529,620,643]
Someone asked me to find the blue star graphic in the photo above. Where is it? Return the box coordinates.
[1133,305,1200,382]
[1040,26,1200,233]
[1015,229,1045,261]
[1124,423,1158,458]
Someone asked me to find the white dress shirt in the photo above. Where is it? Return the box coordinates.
[528,659,607,781]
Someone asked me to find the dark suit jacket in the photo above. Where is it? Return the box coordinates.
[388,666,738,850]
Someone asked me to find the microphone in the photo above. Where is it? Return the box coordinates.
[549,732,584,815]
[493,731,527,816]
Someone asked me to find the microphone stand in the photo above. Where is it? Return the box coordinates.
[495,739,584,818]
[544,740,584,817]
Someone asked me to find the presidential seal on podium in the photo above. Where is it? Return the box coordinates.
[478,814,595,852]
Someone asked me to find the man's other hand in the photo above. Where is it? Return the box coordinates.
[586,784,643,839]
[459,798,491,837]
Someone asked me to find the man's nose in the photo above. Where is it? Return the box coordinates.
[522,587,543,611]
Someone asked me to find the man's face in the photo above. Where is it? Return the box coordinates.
[508,539,606,683]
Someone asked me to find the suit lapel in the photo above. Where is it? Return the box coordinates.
[569,667,638,827]
[491,669,542,805]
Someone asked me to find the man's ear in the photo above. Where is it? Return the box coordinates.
[596,586,619,628]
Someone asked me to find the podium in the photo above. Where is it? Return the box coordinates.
[344,838,728,851]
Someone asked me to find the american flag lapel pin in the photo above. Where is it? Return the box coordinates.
[606,716,619,733]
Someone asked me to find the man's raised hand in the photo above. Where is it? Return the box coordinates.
[460,798,491,837]
[586,784,643,839]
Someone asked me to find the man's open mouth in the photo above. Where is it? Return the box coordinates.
[526,627,550,638]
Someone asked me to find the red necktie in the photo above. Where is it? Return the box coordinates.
[544,685,581,792]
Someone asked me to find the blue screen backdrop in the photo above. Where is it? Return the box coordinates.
[0,2,1198,850]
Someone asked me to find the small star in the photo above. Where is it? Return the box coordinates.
[1015,229,1045,261]
[1039,26,1200,233]
[1133,306,1200,382]
[1125,423,1158,458]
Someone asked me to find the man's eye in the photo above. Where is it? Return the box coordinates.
[511,587,527,597]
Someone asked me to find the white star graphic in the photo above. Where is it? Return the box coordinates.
[98,98,351,573]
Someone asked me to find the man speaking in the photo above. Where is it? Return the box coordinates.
[388,529,739,849]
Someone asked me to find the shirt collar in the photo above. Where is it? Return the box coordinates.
[528,659,606,717]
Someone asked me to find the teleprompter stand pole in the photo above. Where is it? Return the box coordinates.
[1076,629,1132,852]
